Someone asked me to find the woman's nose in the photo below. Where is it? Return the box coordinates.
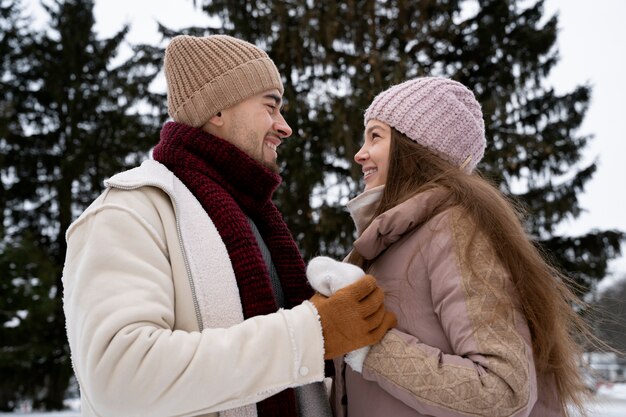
[354,146,368,164]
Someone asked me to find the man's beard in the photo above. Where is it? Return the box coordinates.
[262,158,280,173]
[240,130,280,173]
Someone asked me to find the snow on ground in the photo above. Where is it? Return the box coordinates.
[569,383,626,417]
[2,384,626,416]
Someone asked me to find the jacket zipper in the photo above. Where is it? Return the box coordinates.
[107,182,204,331]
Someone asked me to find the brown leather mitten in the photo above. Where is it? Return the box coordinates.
[310,275,397,360]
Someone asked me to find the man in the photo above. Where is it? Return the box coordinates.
[62,35,396,417]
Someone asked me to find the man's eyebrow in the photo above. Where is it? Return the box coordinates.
[264,94,282,107]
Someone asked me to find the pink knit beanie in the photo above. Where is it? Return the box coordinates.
[364,77,486,172]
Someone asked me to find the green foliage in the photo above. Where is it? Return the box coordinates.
[0,233,66,410]
[0,0,166,409]
[188,0,623,291]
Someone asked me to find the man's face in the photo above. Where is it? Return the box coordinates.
[212,89,292,173]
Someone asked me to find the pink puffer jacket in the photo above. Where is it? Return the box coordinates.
[333,188,563,417]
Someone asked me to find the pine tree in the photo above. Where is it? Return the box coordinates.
[188,0,623,293]
[0,0,166,409]
[0,2,36,410]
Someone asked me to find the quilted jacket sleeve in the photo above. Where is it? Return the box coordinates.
[360,212,538,417]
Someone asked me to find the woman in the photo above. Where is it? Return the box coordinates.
[333,77,592,417]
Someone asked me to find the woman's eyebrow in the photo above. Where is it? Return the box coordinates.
[365,125,383,136]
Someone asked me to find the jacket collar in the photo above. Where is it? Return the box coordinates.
[346,185,385,236]
[354,188,448,260]
[105,159,175,192]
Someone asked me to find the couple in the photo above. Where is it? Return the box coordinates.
[62,35,590,417]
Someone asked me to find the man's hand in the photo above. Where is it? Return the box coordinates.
[310,275,396,360]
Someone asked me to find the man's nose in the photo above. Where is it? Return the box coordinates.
[274,113,292,138]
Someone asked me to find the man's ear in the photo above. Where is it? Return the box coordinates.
[201,112,224,135]
[206,112,223,127]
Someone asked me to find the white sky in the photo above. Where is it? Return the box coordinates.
[542,0,626,290]
[23,0,626,289]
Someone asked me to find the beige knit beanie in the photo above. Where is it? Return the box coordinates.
[164,35,284,127]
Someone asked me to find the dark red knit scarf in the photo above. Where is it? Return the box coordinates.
[153,122,312,417]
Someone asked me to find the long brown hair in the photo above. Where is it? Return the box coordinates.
[348,128,594,415]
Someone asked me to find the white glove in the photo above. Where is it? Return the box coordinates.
[306,256,371,373]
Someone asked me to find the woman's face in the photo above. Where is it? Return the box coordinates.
[354,120,391,191]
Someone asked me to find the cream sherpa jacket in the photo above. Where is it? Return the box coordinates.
[62,160,325,417]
